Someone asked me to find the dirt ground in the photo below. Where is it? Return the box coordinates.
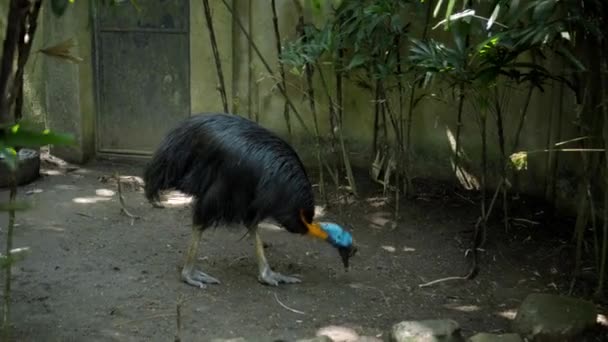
[2,157,606,341]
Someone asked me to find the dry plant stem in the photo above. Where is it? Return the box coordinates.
[403,82,416,196]
[589,185,600,268]
[493,87,509,232]
[480,111,487,241]
[511,84,534,194]
[174,296,183,342]
[572,179,590,287]
[419,179,504,288]
[304,63,327,204]
[317,59,357,198]
[114,173,140,224]
[597,50,608,297]
[220,0,311,136]
[373,80,380,158]
[202,0,228,113]
[271,0,292,137]
[453,84,465,176]
[2,174,17,340]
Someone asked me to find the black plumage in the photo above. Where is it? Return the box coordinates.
[144,113,314,232]
[143,113,356,288]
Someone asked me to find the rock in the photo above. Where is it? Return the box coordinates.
[297,337,333,342]
[390,319,464,342]
[317,325,360,342]
[512,293,598,341]
[467,333,523,342]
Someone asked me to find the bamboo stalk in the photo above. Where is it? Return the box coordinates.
[0,0,27,122]
[220,0,311,135]
[271,0,292,137]
[493,87,509,232]
[2,174,17,341]
[202,0,229,113]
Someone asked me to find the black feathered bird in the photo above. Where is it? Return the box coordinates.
[143,113,357,288]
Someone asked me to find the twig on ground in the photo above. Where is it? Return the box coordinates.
[511,218,540,226]
[273,293,306,315]
[454,191,475,205]
[174,295,184,342]
[418,276,469,288]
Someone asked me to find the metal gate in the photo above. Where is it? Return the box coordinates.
[92,0,190,156]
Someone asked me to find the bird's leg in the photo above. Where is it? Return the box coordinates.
[181,225,221,288]
[254,228,301,286]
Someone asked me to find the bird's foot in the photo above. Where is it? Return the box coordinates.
[181,268,221,289]
[258,267,301,286]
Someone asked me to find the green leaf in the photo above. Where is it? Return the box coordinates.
[345,54,367,70]
[487,4,500,30]
[0,147,18,171]
[1,126,76,148]
[556,45,586,71]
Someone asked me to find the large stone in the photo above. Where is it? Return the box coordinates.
[389,319,464,342]
[512,293,597,341]
[467,333,523,342]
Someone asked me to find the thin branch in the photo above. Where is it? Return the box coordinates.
[273,293,306,315]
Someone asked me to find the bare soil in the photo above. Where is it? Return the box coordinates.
[2,158,606,341]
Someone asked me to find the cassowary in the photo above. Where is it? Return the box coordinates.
[143,113,357,288]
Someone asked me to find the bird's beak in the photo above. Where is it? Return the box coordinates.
[338,244,357,270]
[305,222,329,240]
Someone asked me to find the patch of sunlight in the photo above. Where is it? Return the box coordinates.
[368,211,392,229]
[403,246,416,252]
[598,313,608,326]
[95,188,115,197]
[382,245,396,253]
[445,125,480,190]
[72,196,113,204]
[366,196,389,208]
[74,168,91,174]
[33,225,65,232]
[316,325,359,342]
[314,205,326,218]
[496,308,517,320]
[161,191,193,207]
[258,221,283,232]
[42,169,63,176]
[444,303,481,312]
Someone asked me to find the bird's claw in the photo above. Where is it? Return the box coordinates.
[258,268,301,286]
[182,269,221,289]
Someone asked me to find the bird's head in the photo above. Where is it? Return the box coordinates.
[300,212,357,269]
